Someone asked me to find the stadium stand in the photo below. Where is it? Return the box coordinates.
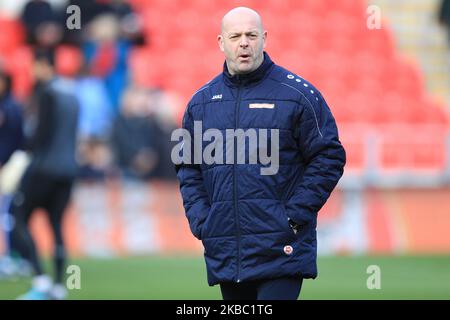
[0,2,448,173]
[126,0,450,185]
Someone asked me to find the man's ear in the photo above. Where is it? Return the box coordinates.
[218,35,224,52]
[263,30,267,49]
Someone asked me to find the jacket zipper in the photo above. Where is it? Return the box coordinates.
[234,85,242,283]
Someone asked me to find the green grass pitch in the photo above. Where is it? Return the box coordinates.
[1,255,449,299]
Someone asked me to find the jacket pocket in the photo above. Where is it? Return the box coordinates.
[199,207,212,240]
[280,202,297,237]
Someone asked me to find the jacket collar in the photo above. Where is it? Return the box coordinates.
[223,52,274,87]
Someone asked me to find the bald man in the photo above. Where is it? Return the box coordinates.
[176,7,346,300]
[218,7,266,77]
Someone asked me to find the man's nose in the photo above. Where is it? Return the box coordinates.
[239,36,249,47]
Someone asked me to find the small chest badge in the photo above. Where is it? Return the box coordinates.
[249,103,275,109]
[283,245,293,255]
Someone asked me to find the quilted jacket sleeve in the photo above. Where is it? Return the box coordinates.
[286,92,346,225]
[176,104,211,240]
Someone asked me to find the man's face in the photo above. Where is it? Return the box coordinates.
[218,14,267,75]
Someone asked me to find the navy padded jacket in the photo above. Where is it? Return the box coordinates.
[177,52,346,285]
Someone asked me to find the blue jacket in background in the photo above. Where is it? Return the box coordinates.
[177,52,346,285]
[0,96,23,165]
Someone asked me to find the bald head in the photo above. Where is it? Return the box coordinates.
[221,7,264,34]
[218,7,267,75]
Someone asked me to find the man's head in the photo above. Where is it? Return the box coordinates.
[218,7,267,75]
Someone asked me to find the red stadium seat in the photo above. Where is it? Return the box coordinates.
[128,48,166,88]
[339,125,368,171]
[354,28,395,59]
[284,10,322,39]
[0,16,24,54]
[379,126,448,171]
[55,45,82,77]
[6,46,33,100]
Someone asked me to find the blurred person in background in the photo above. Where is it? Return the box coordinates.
[111,86,159,180]
[10,49,80,300]
[143,88,177,181]
[176,7,345,300]
[108,0,145,47]
[83,13,130,115]
[20,0,63,52]
[63,0,144,47]
[77,137,112,181]
[75,61,114,181]
[75,60,113,140]
[75,64,112,140]
[0,70,28,279]
[62,0,111,46]
[0,71,23,169]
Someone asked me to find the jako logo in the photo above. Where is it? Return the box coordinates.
[211,94,222,100]
[171,121,279,175]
